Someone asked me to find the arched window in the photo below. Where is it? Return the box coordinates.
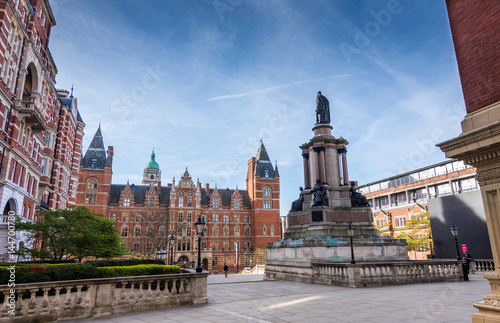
[135,214,142,222]
[244,227,250,237]
[122,213,129,222]
[223,226,229,236]
[270,224,275,236]
[134,226,141,237]
[213,226,219,236]
[187,193,193,207]
[85,178,98,204]
[109,213,116,221]
[121,226,128,237]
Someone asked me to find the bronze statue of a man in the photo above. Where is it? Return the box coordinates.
[316,91,331,124]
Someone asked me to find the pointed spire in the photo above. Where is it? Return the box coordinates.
[256,140,270,161]
[81,126,106,169]
[275,160,280,177]
[70,84,74,98]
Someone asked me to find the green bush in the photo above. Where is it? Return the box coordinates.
[98,265,181,278]
[0,259,77,266]
[86,259,165,267]
[0,264,100,285]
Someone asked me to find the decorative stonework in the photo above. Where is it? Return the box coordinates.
[476,167,500,183]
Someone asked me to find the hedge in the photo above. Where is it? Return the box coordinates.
[0,264,100,284]
[0,259,77,266]
[86,259,166,267]
[97,265,181,278]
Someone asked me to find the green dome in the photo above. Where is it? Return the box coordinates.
[145,151,160,170]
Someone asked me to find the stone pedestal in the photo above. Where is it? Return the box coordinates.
[438,101,500,322]
[268,116,409,286]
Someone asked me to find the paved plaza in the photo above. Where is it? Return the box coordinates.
[69,273,490,323]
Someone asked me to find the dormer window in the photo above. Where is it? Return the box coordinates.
[265,168,269,178]
[90,156,99,169]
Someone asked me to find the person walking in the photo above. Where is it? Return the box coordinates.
[224,264,229,278]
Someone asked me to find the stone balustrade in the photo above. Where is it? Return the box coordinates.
[311,260,463,288]
[471,259,495,273]
[0,272,208,322]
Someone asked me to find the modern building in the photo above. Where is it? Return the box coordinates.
[75,129,281,274]
[358,159,483,260]
[0,0,85,261]
[437,1,500,321]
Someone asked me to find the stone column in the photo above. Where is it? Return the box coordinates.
[317,148,327,183]
[341,150,349,185]
[325,146,340,186]
[309,147,317,186]
[302,153,310,189]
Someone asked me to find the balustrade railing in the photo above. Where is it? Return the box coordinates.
[312,260,463,288]
[0,272,208,322]
[471,259,495,273]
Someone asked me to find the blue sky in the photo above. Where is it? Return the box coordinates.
[48,0,465,217]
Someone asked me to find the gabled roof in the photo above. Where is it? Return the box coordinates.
[109,184,171,205]
[201,188,252,208]
[81,126,109,170]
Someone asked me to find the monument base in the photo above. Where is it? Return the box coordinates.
[265,236,409,284]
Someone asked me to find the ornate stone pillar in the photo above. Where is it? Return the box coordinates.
[325,146,340,186]
[316,147,327,184]
[340,150,349,185]
[309,147,318,186]
[302,153,310,189]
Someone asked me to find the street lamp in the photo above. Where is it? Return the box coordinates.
[428,234,434,259]
[449,224,461,260]
[156,248,166,262]
[345,223,356,264]
[169,234,175,265]
[195,216,205,273]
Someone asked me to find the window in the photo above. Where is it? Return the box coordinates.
[187,212,192,223]
[234,215,240,223]
[244,242,250,250]
[377,219,386,228]
[123,195,130,206]
[90,156,99,169]
[85,178,98,205]
[213,226,219,236]
[244,215,250,223]
[188,193,193,207]
[146,242,153,252]
[245,256,251,266]
[263,224,267,236]
[134,226,141,236]
[177,227,183,236]
[120,243,127,252]
[234,226,240,236]
[178,212,183,222]
[159,226,165,237]
[213,242,219,250]
[213,257,218,266]
[148,213,154,222]
[186,226,192,237]
[160,214,167,222]
[121,226,128,237]
[244,227,250,237]
[263,187,271,196]
[122,213,129,222]
[133,242,140,252]
[148,196,155,207]
[109,213,116,221]
[263,200,272,209]
[270,224,274,236]
[263,186,272,209]
[147,226,154,237]
[135,214,142,222]
[213,214,219,223]
[178,193,184,207]
[202,214,207,222]
[223,242,229,251]
[40,159,46,174]
[234,199,240,209]
[395,216,406,228]
[213,198,219,209]
[223,227,229,236]
[223,215,229,223]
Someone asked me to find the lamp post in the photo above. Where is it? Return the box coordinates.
[169,234,175,265]
[450,224,461,260]
[195,216,205,273]
[345,223,356,264]
[428,234,434,259]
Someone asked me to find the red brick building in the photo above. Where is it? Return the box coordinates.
[0,0,85,261]
[76,130,281,273]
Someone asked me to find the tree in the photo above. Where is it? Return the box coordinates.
[130,208,171,259]
[396,211,431,260]
[15,206,123,262]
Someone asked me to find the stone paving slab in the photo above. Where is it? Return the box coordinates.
[66,273,490,323]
